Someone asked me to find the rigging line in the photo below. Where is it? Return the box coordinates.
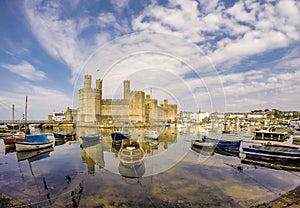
[0,101,24,114]
[225,163,281,196]
[14,180,85,208]
[137,178,157,208]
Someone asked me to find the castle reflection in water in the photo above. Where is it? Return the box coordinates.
[78,126,188,177]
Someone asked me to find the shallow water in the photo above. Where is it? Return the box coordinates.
[1,127,300,208]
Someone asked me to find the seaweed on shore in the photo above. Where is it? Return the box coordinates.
[0,194,31,208]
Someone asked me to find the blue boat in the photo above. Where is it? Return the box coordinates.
[53,132,76,140]
[53,132,76,139]
[79,133,102,148]
[111,132,130,143]
[242,144,300,164]
[203,136,242,154]
[16,134,53,152]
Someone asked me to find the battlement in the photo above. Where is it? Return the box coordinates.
[78,77,177,123]
[101,99,129,105]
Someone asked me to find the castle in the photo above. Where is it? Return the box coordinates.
[77,75,177,125]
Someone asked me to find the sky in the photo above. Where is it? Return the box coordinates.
[0,0,299,120]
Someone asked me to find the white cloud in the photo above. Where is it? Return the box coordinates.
[133,0,299,68]
[1,61,46,81]
[111,0,130,13]
[19,0,300,113]
[23,1,112,83]
[0,82,72,120]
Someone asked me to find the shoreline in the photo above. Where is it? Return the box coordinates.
[1,185,299,207]
[253,185,300,207]
[0,194,31,208]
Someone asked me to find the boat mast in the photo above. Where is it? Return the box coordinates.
[25,96,28,134]
[12,104,14,130]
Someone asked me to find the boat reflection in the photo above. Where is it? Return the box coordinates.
[191,144,215,156]
[118,161,145,178]
[78,127,189,176]
[17,146,54,162]
[241,159,300,171]
[5,145,16,154]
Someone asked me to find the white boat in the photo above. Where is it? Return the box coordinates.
[144,130,159,139]
[15,134,53,151]
[293,128,300,143]
[16,139,53,151]
[253,126,289,141]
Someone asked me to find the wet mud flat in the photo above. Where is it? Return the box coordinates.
[0,193,31,208]
[254,185,300,208]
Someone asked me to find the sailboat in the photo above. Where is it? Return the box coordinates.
[15,96,54,152]
[3,104,26,146]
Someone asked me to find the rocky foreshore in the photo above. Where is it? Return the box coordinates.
[0,194,31,207]
[253,185,300,208]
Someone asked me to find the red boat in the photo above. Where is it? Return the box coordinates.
[3,132,26,146]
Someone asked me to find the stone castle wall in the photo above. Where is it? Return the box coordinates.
[78,75,177,124]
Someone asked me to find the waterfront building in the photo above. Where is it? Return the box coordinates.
[77,75,177,125]
[48,107,76,122]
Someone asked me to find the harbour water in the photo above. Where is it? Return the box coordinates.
[1,126,300,207]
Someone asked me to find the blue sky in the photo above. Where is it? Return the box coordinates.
[0,0,299,120]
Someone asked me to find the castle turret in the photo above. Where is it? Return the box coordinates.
[96,79,102,100]
[124,80,130,100]
[84,75,92,89]
[95,79,102,120]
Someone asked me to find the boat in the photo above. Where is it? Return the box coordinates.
[293,128,300,143]
[144,130,159,139]
[80,133,101,142]
[3,104,26,145]
[53,132,76,140]
[203,136,242,154]
[79,133,102,148]
[191,139,216,156]
[191,139,217,148]
[15,134,53,152]
[242,144,300,164]
[0,132,12,138]
[253,126,289,141]
[111,132,130,143]
[118,139,145,164]
[3,132,26,146]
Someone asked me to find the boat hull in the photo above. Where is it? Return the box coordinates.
[144,130,159,139]
[53,132,76,139]
[118,140,145,164]
[111,133,130,143]
[242,145,300,164]
[16,140,54,152]
[203,137,241,153]
[3,137,25,146]
[79,134,102,148]
[253,130,288,142]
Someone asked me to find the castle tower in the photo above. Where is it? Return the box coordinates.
[78,75,96,123]
[124,80,130,100]
[164,99,168,106]
[84,75,92,89]
[96,79,102,100]
[95,79,102,121]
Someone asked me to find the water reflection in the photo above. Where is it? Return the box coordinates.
[78,127,191,176]
[119,161,146,178]
[2,125,300,207]
[16,146,54,162]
